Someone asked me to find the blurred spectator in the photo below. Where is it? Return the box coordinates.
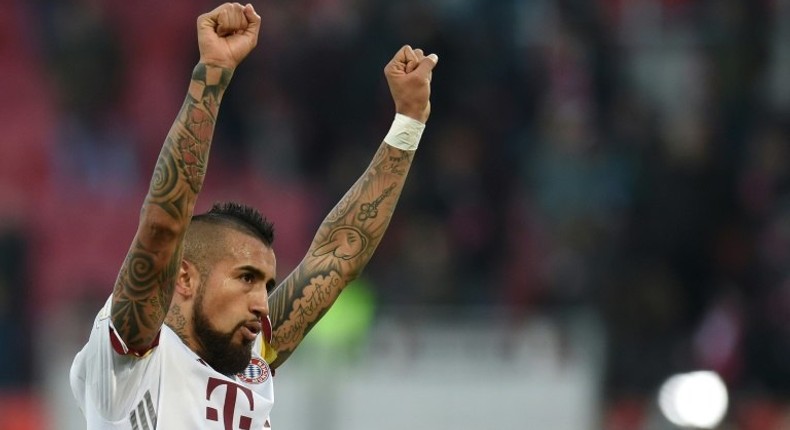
[0,229,32,388]
[37,0,140,198]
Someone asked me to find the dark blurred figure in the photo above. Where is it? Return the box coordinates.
[0,229,32,387]
[37,0,139,197]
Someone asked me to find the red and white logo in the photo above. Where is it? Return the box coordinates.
[237,357,269,384]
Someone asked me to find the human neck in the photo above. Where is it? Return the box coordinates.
[164,303,195,348]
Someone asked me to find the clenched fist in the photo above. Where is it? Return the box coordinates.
[197,3,261,69]
[384,45,439,124]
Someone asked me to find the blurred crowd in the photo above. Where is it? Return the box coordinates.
[2,0,790,427]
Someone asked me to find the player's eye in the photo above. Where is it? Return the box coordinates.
[241,273,255,283]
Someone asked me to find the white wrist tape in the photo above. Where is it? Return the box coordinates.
[384,113,425,151]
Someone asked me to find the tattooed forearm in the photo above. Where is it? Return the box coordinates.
[269,143,416,365]
[271,269,343,352]
[149,63,232,207]
[112,63,232,350]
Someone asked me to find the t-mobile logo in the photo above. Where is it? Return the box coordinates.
[205,377,255,430]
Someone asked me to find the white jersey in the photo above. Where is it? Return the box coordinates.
[70,297,275,429]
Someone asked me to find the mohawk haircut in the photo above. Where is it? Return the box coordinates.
[191,202,274,246]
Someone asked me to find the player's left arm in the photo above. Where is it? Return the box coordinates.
[267,46,438,368]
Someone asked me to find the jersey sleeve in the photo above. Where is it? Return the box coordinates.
[70,296,161,422]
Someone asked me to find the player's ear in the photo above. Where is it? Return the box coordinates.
[175,259,198,297]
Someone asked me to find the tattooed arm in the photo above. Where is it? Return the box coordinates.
[110,4,261,351]
[268,46,439,368]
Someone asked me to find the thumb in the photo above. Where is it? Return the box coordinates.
[414,53,439,77]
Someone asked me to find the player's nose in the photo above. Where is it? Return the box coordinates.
[249,289,269,319]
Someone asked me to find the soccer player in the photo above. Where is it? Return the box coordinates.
[69,2,438,429]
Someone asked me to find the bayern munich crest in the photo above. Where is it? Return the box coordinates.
[237,357,269,384]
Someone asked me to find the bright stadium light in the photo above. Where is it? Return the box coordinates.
[658,371,728,429]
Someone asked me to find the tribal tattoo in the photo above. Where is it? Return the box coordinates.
[268,143,415,367]
[112,64,232,350]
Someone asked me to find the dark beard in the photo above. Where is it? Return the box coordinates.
[193,293,253,375]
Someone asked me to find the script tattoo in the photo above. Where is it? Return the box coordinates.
[112,64,232,349]
[381,151,411,175]
[269,143,415,367]
[271,271,344,352]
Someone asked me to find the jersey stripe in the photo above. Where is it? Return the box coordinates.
[145,391,157,428]
[129,391,156,430]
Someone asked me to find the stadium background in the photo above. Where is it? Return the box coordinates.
[2,0,790,428]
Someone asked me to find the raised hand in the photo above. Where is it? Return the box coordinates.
[384,45,439,123]
[197,2,261,69]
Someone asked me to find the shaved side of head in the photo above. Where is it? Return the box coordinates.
[183,202,275,282]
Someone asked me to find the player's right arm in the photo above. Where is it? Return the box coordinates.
[110,3,261,352]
